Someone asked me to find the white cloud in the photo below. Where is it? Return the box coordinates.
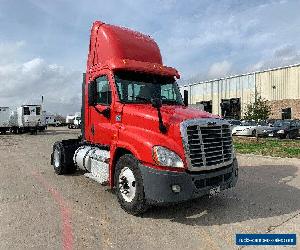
[208,60,232,79]
[249,44,300,71]
[1,0,300,107]
[0,42,82,115]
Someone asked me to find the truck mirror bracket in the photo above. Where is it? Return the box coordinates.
[93,106,110,119]
[88,80,97,106]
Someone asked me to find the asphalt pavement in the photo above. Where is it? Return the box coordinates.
[0,127,299,249]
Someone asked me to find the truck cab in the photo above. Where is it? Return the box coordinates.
[66,112,81,129]
[51,21,238,214]
[10,105,43,134]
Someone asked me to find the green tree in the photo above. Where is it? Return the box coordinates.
[244,96,271,121]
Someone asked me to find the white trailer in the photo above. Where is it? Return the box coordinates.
[10,105,44,134]
[0,107,11,134]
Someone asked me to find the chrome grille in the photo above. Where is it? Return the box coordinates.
[181,119,233,171]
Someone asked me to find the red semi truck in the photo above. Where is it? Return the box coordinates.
[51,21,238,214]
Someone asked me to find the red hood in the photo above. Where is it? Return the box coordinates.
[161,105,218,123]
[121,104,219,131]
[119,104,221,167]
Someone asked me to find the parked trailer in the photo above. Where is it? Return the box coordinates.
[0,107,11,134]
[10,105,44,134]
[51,21,238,215]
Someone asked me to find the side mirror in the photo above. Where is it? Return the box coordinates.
[183,90,188,107]
[88,80,97,106]
[151,98,162,108]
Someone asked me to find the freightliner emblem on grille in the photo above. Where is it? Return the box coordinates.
[207,121,217,126]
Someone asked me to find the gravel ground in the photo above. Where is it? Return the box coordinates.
[0,127,299,249]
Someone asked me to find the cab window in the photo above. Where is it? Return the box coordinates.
[36,107,41,115]
[96,75,111,105]
[23,107,30,115]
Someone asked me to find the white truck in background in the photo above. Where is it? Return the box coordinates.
[0,107,11,134]
[44,113,61,127]
[66,112,81,129]
[10,105,44,134]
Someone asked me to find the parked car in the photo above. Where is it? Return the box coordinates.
[255,121,275,137]
[266,119,281,127]
[226,119,242,131]
[268,120,300,139]
[232,121,258,136]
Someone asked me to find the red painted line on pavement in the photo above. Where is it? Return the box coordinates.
[31,172,74,250]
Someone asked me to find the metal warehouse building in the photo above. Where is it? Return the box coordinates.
[180,63,300,120]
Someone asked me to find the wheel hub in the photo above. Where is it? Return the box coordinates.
[119,167,136,202]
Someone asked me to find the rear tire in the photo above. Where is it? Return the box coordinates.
[52,141,77,175]
[252,129,256,137]
[115,154,148,215]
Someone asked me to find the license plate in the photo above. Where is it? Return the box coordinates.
[209,186,220,196]
[268,133,273,137]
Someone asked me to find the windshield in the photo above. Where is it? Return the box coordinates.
[242,121,257,126]
[114,71,184,105]
[229,120,241,125]
[274,121,290,127]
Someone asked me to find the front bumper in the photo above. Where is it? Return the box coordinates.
[140,158,238,204]
[24,122,40,128]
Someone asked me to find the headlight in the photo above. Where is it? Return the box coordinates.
[152,146,184,168]
[277,129,285,134]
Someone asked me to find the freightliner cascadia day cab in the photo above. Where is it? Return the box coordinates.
[51,21,238,215]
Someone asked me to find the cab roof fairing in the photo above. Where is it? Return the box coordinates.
[86,21,180,81]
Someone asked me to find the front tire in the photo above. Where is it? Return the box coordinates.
[115,154,148,215]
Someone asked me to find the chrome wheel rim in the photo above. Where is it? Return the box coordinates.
[53,148,60,169]
[118,167,136,202]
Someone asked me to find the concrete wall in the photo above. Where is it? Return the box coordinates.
[182,73,256,117]
[181,64,300,119]
[256,66,300,100]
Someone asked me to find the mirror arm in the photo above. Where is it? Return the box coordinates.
[156,107,167,134]
[93,106,110,118]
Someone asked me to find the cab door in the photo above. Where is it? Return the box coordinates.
[88,74,115,146]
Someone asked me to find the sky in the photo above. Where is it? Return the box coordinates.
[0,0,300,115]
